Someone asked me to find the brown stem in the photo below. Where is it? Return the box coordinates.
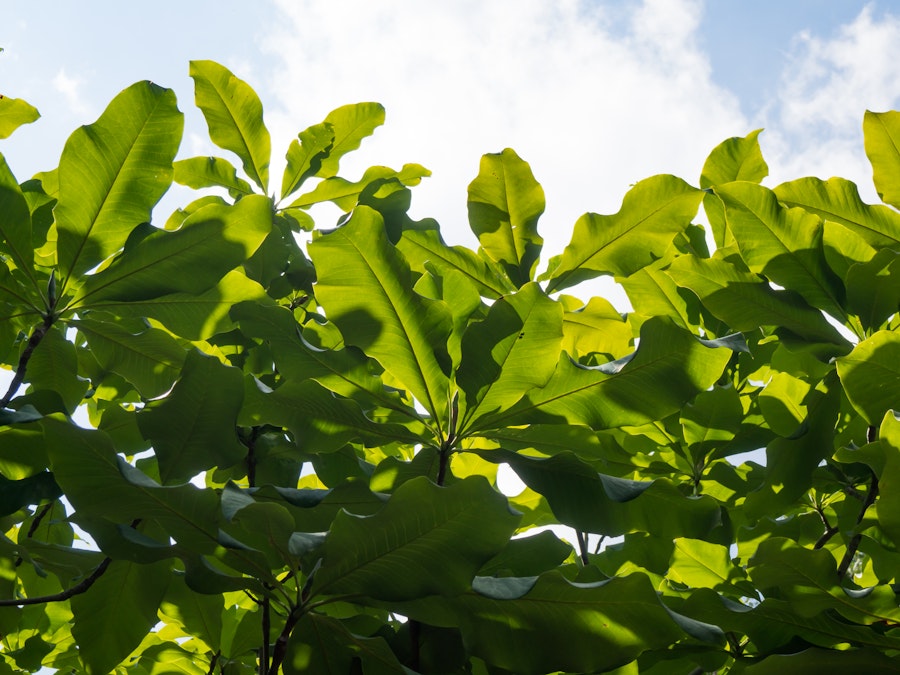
[813,505,839,550]
[575,530,590,566]
[0,556,111,607]
[259,595,271,675]
[0,314,53,408]
[207,650,221,675]
[837,467,879,580]
[239,426,263,488]
[268,608,301,674]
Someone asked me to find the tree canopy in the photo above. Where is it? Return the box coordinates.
[1,60,900,674]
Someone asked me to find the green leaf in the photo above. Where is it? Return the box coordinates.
[560,296,633,359]
[774,176,900,248]
[478,530,572,577]
[137,350,245,485]
[622,263,701,332]
[71,194,272,307]
[400,572,713,675]
[189,60,270,191]
[680,385,743,458]
[484,317,735,431]
[740,648,900,674]
[749,537,900,624]
[173,156,254,198]
[837,330,900,425]
[308,206,452,424]
[71,559,171,675]
[280,121,335,200]
[314,102,385,179]
[55,80,183,284]
[479,449,721,538]
[72,318,186,399]
[91,270,271,341]
[467,148,545,286]
[0,96,40,139]
[25,325,88,413]
[667,253,849,346]
[397,227,515,298]
[700,129,768,188]
[283,613,408,675]
[310,476,519,601]
[864,110,900,209]
[846,248,900,330]
[543,175,702,293]
[669,538,741,589]
[457,282,563,428]
[0,154,34,284]
[0,472,61,517]
[715,182,845,320]
[288,164,429,211]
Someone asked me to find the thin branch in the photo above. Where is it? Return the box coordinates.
[268,607,301,674]
[14,502,54,567]
[0,556,111,607]
[575,530,590,566]
[812,505,839,550]
[838,466,879,580]
[259,595,271,675]
[207,650,221,675]
[0,313,53,408]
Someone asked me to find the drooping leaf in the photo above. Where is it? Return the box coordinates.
[72,318,186,399]
[456,282,563,428]
[846,248,900,330]
[290,164,429,212]
[774,176,900,248]
[70,558,171,675]
[172,156,254,198]
[0,154,34,284]
[314,102,385,179]
[0,472,61,517]
[309,476,519,601]
[280,121,335,200]
[189,60,270,191]
[667,253,849,346]
[864,110,900,209]
[467,148,545,287]
[837,330,900,425]
[308,206,452,424]
[71,194,272,307]
[399,572,717,675]
[480,317,735,431]
[0,96,40,139]
[55,81,183,284]
[478,449,721,538]
[543,175,702,292]
[137,350,245,485]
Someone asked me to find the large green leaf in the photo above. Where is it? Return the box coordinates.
[481,317,736,431]
[543,175,702,292]
[71,558,171,675]
[478,449,721,538]
[400,572,714,675]
[667,253,849,346]
[467,148,544,287]
[560,295,633,359]
[137,350,245,485]
[289,164,429,211]
[314,102,385,179]
[864,110,900,209]
[0,96,40,139]
[774,176,900,248]
[456,282,563,428]
[189,60,270,191]
[836,330,900,425]
[715,182,845,320]
[55,81,183,285]
[308,206,452,425]
[25,325,88,413]
[309,476,519,601]
[71,194,271,307]
[72,318,186,399]
[845,248,900,331]
[158,574,223,652]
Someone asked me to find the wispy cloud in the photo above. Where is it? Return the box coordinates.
[263,0,746,257]
[761,4,900,199]
[52,68,91,117]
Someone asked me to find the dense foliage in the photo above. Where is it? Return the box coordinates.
[1,60,900,674]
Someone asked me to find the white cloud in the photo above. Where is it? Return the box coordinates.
[262,0,747,261]
[52,67,91,117]
[760,4,900,200]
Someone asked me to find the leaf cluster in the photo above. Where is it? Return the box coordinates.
[2,62,900,673]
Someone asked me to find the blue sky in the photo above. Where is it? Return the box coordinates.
[2,0,899,268]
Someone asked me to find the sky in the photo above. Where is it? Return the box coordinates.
[3,0,900,268]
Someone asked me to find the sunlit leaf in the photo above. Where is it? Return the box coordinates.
[0,95,40,139]
[864,109,900,209]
